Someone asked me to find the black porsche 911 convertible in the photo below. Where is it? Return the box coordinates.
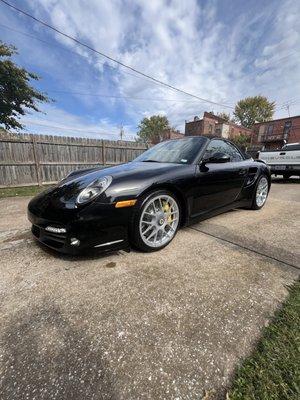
[28,136,271,254]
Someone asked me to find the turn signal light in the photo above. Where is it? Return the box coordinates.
[70,238,80,246]
[115,200,137,208]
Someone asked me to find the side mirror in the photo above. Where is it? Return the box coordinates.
[203,152,230,164]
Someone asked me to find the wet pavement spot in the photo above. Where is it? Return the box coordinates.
[105,262,116,268]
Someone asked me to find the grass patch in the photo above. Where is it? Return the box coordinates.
[228,280,300,400]
[0,185,53,198]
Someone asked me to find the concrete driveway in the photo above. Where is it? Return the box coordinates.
[0,179,299,400]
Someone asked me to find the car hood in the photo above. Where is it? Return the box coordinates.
[63,161,185,187]
[30,161,189,210]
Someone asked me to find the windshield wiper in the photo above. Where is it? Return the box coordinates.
[142,159,161,162]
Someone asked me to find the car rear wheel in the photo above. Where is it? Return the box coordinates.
[130,190,180,252]
[251,175,269,210]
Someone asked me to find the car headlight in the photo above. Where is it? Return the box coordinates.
[76,176,112,205]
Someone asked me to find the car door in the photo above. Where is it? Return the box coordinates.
[191,139,247,216]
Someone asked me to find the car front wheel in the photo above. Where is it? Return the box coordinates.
[130,190,180,252]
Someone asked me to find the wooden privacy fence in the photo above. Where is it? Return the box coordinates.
[0,131,147,188]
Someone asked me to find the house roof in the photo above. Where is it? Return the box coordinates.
[185,112,251,132]
[253,115,300,125]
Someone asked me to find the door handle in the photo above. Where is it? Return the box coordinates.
[238,168,247,175]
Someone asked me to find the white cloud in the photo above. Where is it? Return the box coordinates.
[252,0,300,111]
[21,104,136,141]
[3,0,300,137]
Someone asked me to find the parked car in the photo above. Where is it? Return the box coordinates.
[28,136,271,254]
[258,143,300,179]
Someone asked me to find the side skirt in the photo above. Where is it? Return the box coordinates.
[186,200,250,226]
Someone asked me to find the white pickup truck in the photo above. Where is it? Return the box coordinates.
[258,143,300,179]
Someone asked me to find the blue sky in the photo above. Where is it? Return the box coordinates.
[1,0,300,140]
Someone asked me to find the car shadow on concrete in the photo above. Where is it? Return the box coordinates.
[0,301,117,400]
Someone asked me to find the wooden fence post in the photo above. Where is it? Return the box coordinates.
[31,135,42,186]
[102,139,106,166]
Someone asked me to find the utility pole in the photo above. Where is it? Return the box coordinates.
[119,124,124,140]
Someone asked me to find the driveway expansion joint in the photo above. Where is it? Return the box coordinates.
[188,226,300,272]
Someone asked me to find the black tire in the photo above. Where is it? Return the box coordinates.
[251,174,269,210]
[129,190,181,252]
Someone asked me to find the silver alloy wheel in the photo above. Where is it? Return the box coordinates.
[139,194,179,248]
[256,176,268,207]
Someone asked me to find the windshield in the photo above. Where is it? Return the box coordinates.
[133,137,207,164]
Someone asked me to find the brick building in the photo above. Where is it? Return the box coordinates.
[163,128,185,141]
[185,112,252,139]
[151,128,185,144]
[252,115,300,150]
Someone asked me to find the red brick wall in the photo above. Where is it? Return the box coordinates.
[151,129,185,144]
[253,115,300,149]
[185,112,251,139]
[185,119,203,136]
[203,115,219,135]
[227,124,252,139]
[289,117,300,143]
[185,114,222,136]
[168,130,185,140]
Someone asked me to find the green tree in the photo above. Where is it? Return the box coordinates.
[217,112,232,122]
[230,133,251,150]
[0,41,50,130]
[137,115,170,144]
[234,95,275,128]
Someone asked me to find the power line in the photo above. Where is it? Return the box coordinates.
[278,98,300,108]
[0,21,233,109]
[0,22,234,107]
[247,51,298,79]
[1,3,298,117]
[0,22,235,109]
[45,90,205,103]
[0,0,234,110]
[5,19,297,112]
[22,119,132,137]
[47,87,297,112]
[0,22,185,95]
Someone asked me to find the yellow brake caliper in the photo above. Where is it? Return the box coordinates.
[163,201,173,223]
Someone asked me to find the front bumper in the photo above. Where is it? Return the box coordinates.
[27,203,132,254]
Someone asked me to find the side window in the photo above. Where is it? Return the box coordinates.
[204,140,243,162]
[226,142,243,161]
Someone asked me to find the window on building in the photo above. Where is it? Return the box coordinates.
[284,121,292,128]
[267,125,274,135]
[208,124,213,134]
[204,139,243,162]
[283,121,292,138]
[258,125,266,142]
